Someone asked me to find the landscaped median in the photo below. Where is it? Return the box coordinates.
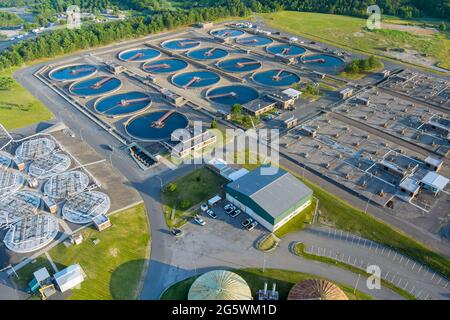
[14,203,150,300]
[161,167,228,228]
[160,268,372,300]
[292,242,416,300]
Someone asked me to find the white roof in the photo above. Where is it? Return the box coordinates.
[54,264,84,292]
[33,267,51,283]
[282,88,302,98]
[227,168,249,181]
[399,178,420,193]
[208,195,222,205]
[421,172,449,191]
[424,156,443,167]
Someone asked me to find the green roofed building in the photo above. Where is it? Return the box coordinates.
[225,165,313,232]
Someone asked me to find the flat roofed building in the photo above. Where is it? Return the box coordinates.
[424,156,444,172]
[339,88,353,99]
[267,91,298,109]
[171,130,216,158]
[399,177,420,198]
[242,97,276,116]
[54,264,85,293]
[420,171,449,195]
[225,165,313,231]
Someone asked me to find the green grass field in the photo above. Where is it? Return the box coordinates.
[261,11,450,71]
[161,167,228,228]
[160,268,372,300]
[0,67,53,130]
[15,204,150,300]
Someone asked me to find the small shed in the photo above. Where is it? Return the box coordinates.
[54,264,85,293]
[92,214,112,231]
[33,267,51,284]
[207,195,222,207]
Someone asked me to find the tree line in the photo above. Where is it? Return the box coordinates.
[245,0,449,19]
[0,1,250,71]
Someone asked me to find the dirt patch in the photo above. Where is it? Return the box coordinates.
[381,23,438,36]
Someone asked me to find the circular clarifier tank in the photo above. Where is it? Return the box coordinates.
[267,44,306,57]
[187,47,228,60]
[206,85,259,107]
[217,57,262,73]
[69,76,122,97]
[252,69,300,87]
[211,28,245,39]
[235,35,273,47]
[299,54,345,73]
[143,58,188,74]
[94,91,152,117]
[161,39,201,51]
[126,110,189,141]
[172,71,220,89]
[49,64,97,82]
[118,48,161,62]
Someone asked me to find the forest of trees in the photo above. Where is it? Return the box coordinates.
[0,12,24,28]
[247,0,449,19]
[0,0,250,71]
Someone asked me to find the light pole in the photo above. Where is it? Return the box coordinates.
[365,193,374,214]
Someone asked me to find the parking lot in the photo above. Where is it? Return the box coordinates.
[194,198,266,238]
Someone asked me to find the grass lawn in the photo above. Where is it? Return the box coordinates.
[161,167,229,228]
[160,268,372,300]
[261,11,450,72]
[0,67,53,130]
[15,204,150,300]
[274,198,315,238]
[293,243,415,300]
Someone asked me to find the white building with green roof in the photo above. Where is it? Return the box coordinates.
[225,165,313,232]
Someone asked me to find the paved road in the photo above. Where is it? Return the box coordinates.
[290,226,450,300]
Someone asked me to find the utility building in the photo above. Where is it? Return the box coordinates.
[225,166,313,231]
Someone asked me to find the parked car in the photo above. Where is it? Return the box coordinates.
[171,228,183,237]
[225,204,236,214]
[206,209,217,219]
[242,218,253,228]
[247,221,258,231]
[224,203,233,211]
[194,216,206,226]
[200,203,208,212]
[230,209,241,218]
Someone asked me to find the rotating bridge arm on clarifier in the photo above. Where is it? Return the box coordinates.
[238,38,257,44]
[90,76,113,89]
[236,61,260,68]
[152,110,176,128]
[145,63,170,71]
[182,76,201,89]
[302,58,325,64]
[272,69,285,81]
[208,91,237,99]
[281,47,293,55]
[127,52,144,61]
[179,41,198,47]
[118,97,150,106]
[205,48,217,56]
[70,67,95,74]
